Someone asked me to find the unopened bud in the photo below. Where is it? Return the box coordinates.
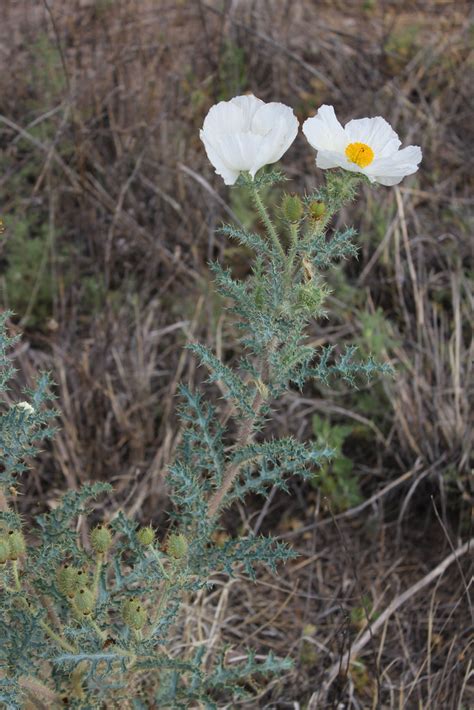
[122,598,147,630]
[74,587,95,616]
[166,533,188,560]
[282,193,303,222]
[90,524,113,554]
[8,530,26,560]
[0,537,9,564]
[308,201,326,220]
[56,565,83,599]
[296,281,328,314]
[137,526,155,546]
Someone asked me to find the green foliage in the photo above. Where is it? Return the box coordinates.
[312,415,363,511]
[0,167,394,707]
[0,185,56,325]
[218,40,248,101]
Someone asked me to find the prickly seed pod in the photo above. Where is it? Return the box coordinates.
[56,564,82,598]
[308,200,326,220]
[166,533,188,559]
[136,526,155,546]
[74,588,95,616]
[281,193,303,222]
[7,530,26,560]
[0,537,9,564]
[122,598,147,630]
[90,524,113,554]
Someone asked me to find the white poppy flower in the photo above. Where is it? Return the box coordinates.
[303,105,422,186]
[200,94,299,185]
[16,401,34,414]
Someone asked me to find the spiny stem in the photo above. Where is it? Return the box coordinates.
[18,675,61,705]
[249,183,285,259]
[89,617,107,642]
[285,222,300,292]
[92,552,103,601]
[12,560,21,591]
[0,488,9,512]
[10,570,78,654]
[207,340,276,519]
[151,548,170,579]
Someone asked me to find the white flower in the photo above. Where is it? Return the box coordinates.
[200,94,299,185]
[16,401,34,414]
[303,105,422,186]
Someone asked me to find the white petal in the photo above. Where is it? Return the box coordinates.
[303,105,348,153]
[345,116,401,157]
[200,130,240,185]
[250,102,299,174]
[230,94,265,130]
[365,145,422,185]
[202,100,246,136]
[316,148,351,171]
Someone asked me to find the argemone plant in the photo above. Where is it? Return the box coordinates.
[0,94,420,708]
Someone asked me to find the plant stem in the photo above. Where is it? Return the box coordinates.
[151,547,170,579]
[250,183,285,259]
[0,488,9,512]
[92,552,103,601]
[207,392,264,519]
[12,560,21,591]
[19,675,61,706]
[207,339,276,519]
[7,569,79,655]
[285,222,299,292]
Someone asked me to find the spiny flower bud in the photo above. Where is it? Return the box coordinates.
[7,530,26,560]
[296,281,329,315]
[122,598,147,630]
[308,200,326,220]
[90,524,113,554]
[281,193,303,222]
[74,587,95,616]
[56,564,83,599]
[166,533,188,560]
[0,537,9,565]
[137,526,155,546]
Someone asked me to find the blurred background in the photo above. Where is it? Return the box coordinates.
[0,1,472,707]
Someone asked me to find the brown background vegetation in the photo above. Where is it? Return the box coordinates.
[0,1,472,707]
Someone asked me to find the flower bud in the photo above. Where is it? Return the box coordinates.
[137,526,155,546]
[296,282,326,314]
[74,587,95,616]
[281,193,303,222]
[7,530,26,560]
[0,537,9,565]
[90,524,113,554]
[308,201,326,220]
[166,533,188,559]
[56,565,83,599]
[122,598,147,630]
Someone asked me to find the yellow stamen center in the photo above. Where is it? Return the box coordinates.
[345,142,374,168]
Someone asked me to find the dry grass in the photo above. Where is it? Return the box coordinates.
[0,0,472,706]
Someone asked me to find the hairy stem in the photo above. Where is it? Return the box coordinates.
[207,340,275,519]
[92,552,103,601]
[250,183,285,259]
[19,675,61,706]
[0,487,9,512]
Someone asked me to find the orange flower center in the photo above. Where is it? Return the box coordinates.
[345,142,374,168]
